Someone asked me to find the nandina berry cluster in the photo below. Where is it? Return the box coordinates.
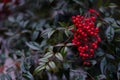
[72,10,101,65]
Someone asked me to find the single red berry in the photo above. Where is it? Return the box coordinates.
[83,61,87,65]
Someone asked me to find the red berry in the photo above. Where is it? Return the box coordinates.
[90,49,94,54]
[83,61,87,65]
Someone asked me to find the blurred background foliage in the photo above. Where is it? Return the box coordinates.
[0,0,120,80]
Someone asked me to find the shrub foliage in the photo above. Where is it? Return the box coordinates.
[0,0,120,80]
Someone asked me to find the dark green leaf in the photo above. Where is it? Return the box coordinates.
[99,7,105,13]
[100,57,107,74]
[108,3,117,8]
[59,22,68,27]
[91,60,97,65]
[26,42,40,50]
[48,61,56,69]
[105,26,114,42]
[75,75,84,80]
[65,29,69,37]
[55,52,63,61]
[39,58,49,63]
[48,30,55,38]
[34,65,45,75]
[63,63,70,70]
[97,23,102,28]
[97,75,106,80]
[66,43,74,46]
[106,54,115,59]
[55,43,65,47]
[0,74,6,80]
[104,18,115,23]
[45,65,50,71]
[79,8,83,14]
[31,31,39,40]
[5,74,12,80]
[44,52,53,58]
[15,50,22,56]
[6,67,14,73]
[60,47,67,57]
[8,16,15,22]
[116,21,120,26]
[73,0,86,8]
[23,71,34,80]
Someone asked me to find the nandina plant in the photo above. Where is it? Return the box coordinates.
[0,0,120,80]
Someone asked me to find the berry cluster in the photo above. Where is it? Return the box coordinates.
[72,9,101,66]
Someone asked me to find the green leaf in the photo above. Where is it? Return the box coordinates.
[79,8,83,14]
[55,52,63,61]
[104,18,115,23]
[97,75,106,80]
[105,26,114,42]
[15,50,22,56]
[108,3,117,8]
[63,63,70,70]
[66,43,74,46]
[5,74,12,80]
[23,71,34,80]
[39,58,49,63]
[60,47,67,57]
[48,61,56,69]
[6,67,14,73]
[31,31,39,40]
[23,20,29,28]
[75,75,84,80]
[97,22,102,28]
[116,21,120,26]
[48,30,55,38]
[91,60,97,65]
[96,51,104,57]
[4,32,14,36]
[16,14,23,22]
[59,22,68,27]
[73,0,85,8]
[106,54,115,60]
[99,7,105,13]
[48,46,54,52]
[45,65,50,71]
[26,42,40,50]
[8,16,15,22]
[100,57,107,74]
[34,65,45,75]
[39,62,46,65]
[65,29,69,37]
[55,43,65,47]
[44,52,53,58]
[41,28,52,38]
[0,74,6,80]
